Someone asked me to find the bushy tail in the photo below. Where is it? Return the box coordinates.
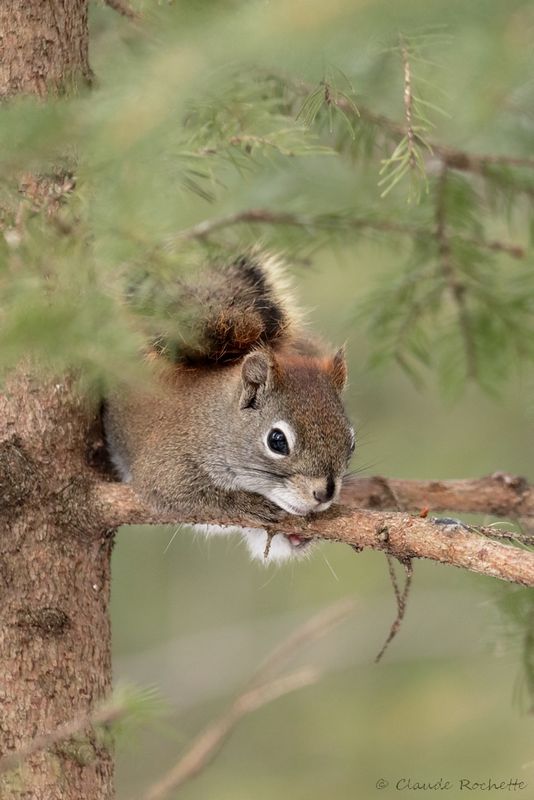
[153,253,301,365]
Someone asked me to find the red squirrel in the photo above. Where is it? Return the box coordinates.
[104,254,354,562]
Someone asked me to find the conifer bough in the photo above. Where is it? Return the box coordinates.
[96,480,534,589]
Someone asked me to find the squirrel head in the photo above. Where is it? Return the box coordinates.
[226,346,354,521]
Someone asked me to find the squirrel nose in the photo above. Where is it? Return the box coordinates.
[313,477,336,504]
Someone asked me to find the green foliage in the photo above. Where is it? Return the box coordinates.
[2,0,533,396]
[296,67,360,138]
[359,172,534,396]
[88,683,167,760]
[100,683,165,741]
[496,586,534,714]
[377,30,451,200]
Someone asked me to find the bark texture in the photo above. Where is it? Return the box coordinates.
[341,473,534,518]
[0,1,92,99]
[0,4,112,797]
[0,373,114,800]
[97,482,534,588]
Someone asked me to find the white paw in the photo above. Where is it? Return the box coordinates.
[241,529,314,563]
[190,524,314,563]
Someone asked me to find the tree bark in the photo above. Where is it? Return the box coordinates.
[0,4,112,798]
[0,1,92,99]
[0,373,114,800]
[341,473,534,518]
[96,482,534,589]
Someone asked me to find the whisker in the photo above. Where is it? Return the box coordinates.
[343,462,377,482]
[245,466,288,480]
[322,551,340,582]
[163,524,183,553]
[259,567,279,590]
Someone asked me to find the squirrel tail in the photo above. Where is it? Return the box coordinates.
[154,252,303,365]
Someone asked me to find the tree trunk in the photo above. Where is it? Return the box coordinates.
[0,374,114,800]
[0,1,92,99]
[0,4,113,799]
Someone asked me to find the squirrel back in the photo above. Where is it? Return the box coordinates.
[105,252,354,563]
[152,252,306,365]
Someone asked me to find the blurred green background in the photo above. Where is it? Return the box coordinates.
[74,1,534,797]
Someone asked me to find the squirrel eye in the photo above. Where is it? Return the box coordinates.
[267,428,290,455]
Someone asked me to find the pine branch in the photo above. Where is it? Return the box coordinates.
[357,106,534,174]
[168,209,421,243]
[434,163,478,379]
[167,207,525,258]
[439,147,534,174]
[95,482,534,588]
[199,134,300,158]
[341,473,534,519]
[292,79,534,175]
[400,38,417,171]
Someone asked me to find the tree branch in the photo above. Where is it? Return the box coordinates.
[400,39,417,171]
[341,473,534,518]
[102,0,141,21]
[312,83,534,174]
[94,480,534,588]
[168,208,421,243]
[167,207,525,259]
[142,669,317,800]
[435,163,478,379]
[140,598,354,800]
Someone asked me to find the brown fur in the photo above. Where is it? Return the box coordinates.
[153,253,299,364]
[104,255,354,561]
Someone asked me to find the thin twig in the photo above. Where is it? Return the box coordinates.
[469,525,534,548]
[168,209,423,243]
[167,207,525,259]
[371,477,414,661]
[286,77,534,174]
[263,529,274,559]
[400,38,417,170]
[103,0,141,21]
[140,599,355,800]
[435,163,478,379]
[251,597,356,686]
[141,669,317,800]
[386,555,403,607]
[480,237,525,259]
[375,558,414,663]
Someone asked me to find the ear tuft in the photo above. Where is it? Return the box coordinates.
[329,346,347,392]
[240,350,279,409]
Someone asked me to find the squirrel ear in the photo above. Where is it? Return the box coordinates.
[329,346,348,392]
[240,350,279,409]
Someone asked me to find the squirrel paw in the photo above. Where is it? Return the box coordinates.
[241,528,314,563]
